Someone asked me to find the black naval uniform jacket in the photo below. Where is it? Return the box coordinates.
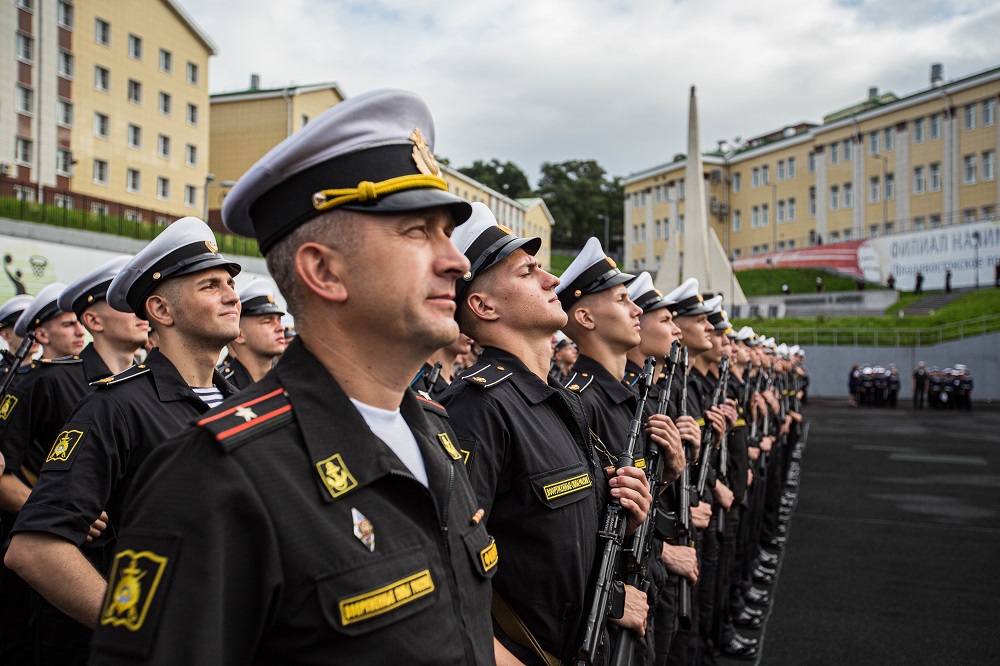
[218,355,254,391]
[440,346,606,664]
[0,344,111,487]
[10,348,237,573]
[412,361,450,402]
[725,373,750,504]
[88,338,496,665]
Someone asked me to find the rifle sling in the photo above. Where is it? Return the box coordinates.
[491,591,562,666]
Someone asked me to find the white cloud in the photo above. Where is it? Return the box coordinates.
[183,0,999,181]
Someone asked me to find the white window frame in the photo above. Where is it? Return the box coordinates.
[788,157,796,179]
[15,85,33,115]
[963,104,976,130]
[777,160,785,181]
[843,182,853,208]
[962,155,976,184]
[185,144,197,167]
[761,203,769,226]
[93,112,110,139]
[984,98,997,126]
[732,210,741,232]
[93,159,109,185]
[128,79,142,105]
[159,49,173,73]
[57,1,73,29]
[751,206,759,228]
[15,32,34,63]
[808,152,816,173]
[185,185,197,208]
[929,162,941,191]
[95,18,110,46]
[126,168,141,193]
[58,50,74,78]
[128,34,142,60]
[929,113,941,140]
[788,197,796,221]
[186,61,199,85]
[843,139,852,161]
[869,176,880,203]
[869,131,879,155]
[761,165,769,185]
[95,66,110,93]
[157,134,171,158]
[913,118,925,143]
[751,167,760,188]
[830,143,839,164]
[57,99,73,127]
[733,172,741,192]
[913,166,926,194]
[159,92,172,116]
[830,185,840,209]
[884,127,895,150]
[983,150,996,181]
[127,124,142,149]
[157,177,170,201]
[885,173,895,200]
[14,137,32,165]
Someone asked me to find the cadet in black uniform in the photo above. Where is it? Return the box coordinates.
[5,217,241,642]
[443,205,652,664]
[0,294,38,380]
[413,332,472,401]
[86,90,496,664]
[549,335,578,385]
[218,278,287,390]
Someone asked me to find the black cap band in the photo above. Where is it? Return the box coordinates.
[456,227,541,302]
[241,295,284,317]
[634,289,669,313]
[672,294,707,317]
[0,311,24,330]
[71,279,113,318]
[29,300,62,333]
[558,260,634,310]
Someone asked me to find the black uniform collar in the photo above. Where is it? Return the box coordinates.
[80,343,113,383]
[572,354,634,405]
[144,348,238,404]
[477,346,562,405]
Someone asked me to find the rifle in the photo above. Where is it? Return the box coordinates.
[577,356,656,666]
[0,331,36,402]
[608,343,680,666]
[715,356,733,538]
[675,347,693,630]
[696,355,729,498]
[421,362,442,399]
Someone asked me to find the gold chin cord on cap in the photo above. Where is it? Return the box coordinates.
[311,174,448,211]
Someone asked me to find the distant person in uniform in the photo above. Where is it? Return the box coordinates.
[994,263,999,288]
[886,273,896,290]
[915,271,924,294]
[218,278,286,390]
[945,269,952,293]
[781,284,791,295]
[913,362,928,409]
[815,277,824,293]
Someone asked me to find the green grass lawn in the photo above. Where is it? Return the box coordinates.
[734,267,883,297]
[549,252,574,276]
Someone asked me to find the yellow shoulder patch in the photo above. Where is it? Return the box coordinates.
[437,433,462,461]
[339,569,435,626]
[46,429,85,463]
[100,549,169,632]
[0,394,17,420]
[316,453,358,499]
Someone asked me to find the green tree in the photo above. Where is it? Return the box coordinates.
[456,159,532,199]
[536,160,624,250]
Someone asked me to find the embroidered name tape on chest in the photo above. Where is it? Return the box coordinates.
[197,387,293,451]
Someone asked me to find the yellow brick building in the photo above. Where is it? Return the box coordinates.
[624,64,1000,275]
[1,0,216,221]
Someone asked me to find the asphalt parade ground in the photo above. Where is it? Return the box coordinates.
[723,398,1000,666]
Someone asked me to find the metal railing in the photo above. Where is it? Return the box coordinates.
[772,314,1000,347]
[0,181,261,257]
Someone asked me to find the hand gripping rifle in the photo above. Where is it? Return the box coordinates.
[608,343,681,666]
[577,356,655,666]
[696,355,729,498]
[675,347,693,630]
[0,331,36,403]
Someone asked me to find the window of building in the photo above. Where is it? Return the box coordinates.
[640,223,646,241]
[186,103,198,126]
[808,152,816,173]
[15,85,33,114]
[56,149,72,176]
[633,225,638,242]
[15,32,34,62]
[882,222,894,235]
[95,66,110,93]
[185,185,197,208]
[94,112,109,139]
[884,126,895,150]
[830,143,839,163]
[733,172,741,192]
[830,231,840,243]
[159,49,172,73]
[128,34,142,60]
[930,214,942,228]
[126,168,141,193]
[159,92,172,115]
[869,176,880,202]
[640,191,647,208]
[885,173,895,200]
[186,62,199,85]
[301,114,310,126]
[57,100,73,127]
[732,210,741,232]
[128,79,142,104]
[843,139,852,161]
[843,229,853,241]
[777,200,785,223]
[127,124,141,148]
[963,154,976,184]
[95,18,110,46]
[14,137,32,164]
[963,104,976,130]
[788,198,796,221]
[158,134,171,158]
[654,186,662,203]
[913,166,926,194]
[185,144,197,167]
[985,98,997,126]
[678,179,685,199]
[751,245,760,255]
[777,160,785,181]
[962,209,976,224]
[760,243,768,253]
[761,165,770,185]
[929,113,941,140]
[157,177,170,201]
[678,215,685,234]
[751,206,759,228]
[869,225,879,238]
[93,159,108,184]
[929,162,941,191]
[57,1,73,28]
[982,205,996,220]
[913,118,925,143]
[751,167,760,187]
[58,50,74,78]
[732,248,742,259]
[761,203,769,226]
[788,157,796,178]
[978,149,995,182]
[15,0,33,11]
[843,182,853,208]
[830,185,839,209]
[777,241,786,251]
[869,131,879,155]
[809,187,816,216]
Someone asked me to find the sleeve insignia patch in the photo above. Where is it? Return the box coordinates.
[339,569,435,626]
[437,432,462,461]
[479,537,499,572]
[46,429,86,464]
[316,453,358,499]
[0,394,18,420]
[100,549,169,632]
[543,473,593,501]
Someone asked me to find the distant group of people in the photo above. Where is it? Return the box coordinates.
[848,364,901,407]
[911,361,974,410]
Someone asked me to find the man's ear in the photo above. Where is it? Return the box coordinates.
[295,242,349,304]
[233,328,247,345]
[570,304,596,331]
[82,310,103,333]
[33,325,51,346]
[466,291,499,323]
[144,295,174,330]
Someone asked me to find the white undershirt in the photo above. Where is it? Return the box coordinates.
[350,398,428,487]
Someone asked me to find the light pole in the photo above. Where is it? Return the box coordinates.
[596,214,610,252]
[203,173,236,223]
[972,230,981,289]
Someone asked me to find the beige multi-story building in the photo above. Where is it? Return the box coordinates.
[208,81,553,266]
[624,64,1000,275]
[1,0,216,222]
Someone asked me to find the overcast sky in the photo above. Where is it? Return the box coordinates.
[184,0,999,182]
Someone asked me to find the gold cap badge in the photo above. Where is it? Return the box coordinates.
[205,240,219,253]
[410,128,442,177]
